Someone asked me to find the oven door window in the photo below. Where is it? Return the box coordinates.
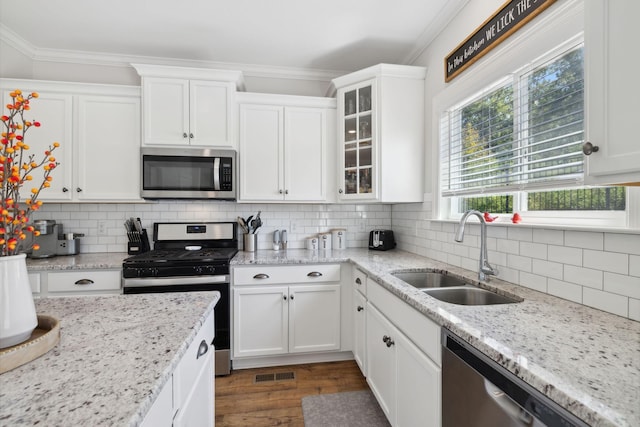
[143,155,218,191]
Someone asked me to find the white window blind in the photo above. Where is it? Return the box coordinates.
[440,45,584,197]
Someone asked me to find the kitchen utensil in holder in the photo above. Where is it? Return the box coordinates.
[127,228,151,255]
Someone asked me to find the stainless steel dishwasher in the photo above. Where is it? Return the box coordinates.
[442,329,589,427]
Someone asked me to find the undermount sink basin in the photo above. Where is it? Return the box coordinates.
[421,287,520,306]
[391,271,469,288]
[391,269,521,306]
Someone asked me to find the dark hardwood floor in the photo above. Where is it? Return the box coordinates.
[215,360,368,426]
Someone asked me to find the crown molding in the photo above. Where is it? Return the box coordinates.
[0,23,345,83]
[402,0,470,65]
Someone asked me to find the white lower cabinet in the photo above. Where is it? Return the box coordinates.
[141,310,215,427]
[352,268,368,374]
[364,279,441,427]
[233,284,341,357]
[232,264,342,359]
[47,270,121,294]
[353,288,367,373]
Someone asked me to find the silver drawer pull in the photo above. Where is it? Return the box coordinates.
[74,279,94,285]
[196,339,208,359]
[253,273,270,279]
[307,271,323,277]
[355,277,362,285]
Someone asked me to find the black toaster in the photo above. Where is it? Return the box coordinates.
[369,230,396,251]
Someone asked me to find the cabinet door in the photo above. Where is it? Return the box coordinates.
[174,348,214,427]
[142,77,189,146]
[189,80,234,148]
[365,303,395,423]
[233,286,288,357]
[284,107,326,201]
[289,284,340,353]
[585,0,640,184]
[140,377,173,427]
[396,332,441,427]
[3,90,74,201]
[238,104,284,201]
[337,81,377,201]
[77,95,141,200]
[353,288,367,374]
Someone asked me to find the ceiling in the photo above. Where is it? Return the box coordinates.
[0,0,466,77]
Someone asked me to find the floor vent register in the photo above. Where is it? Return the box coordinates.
[254,371,296,383]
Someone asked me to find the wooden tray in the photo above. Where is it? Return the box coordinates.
[0,315,60,374]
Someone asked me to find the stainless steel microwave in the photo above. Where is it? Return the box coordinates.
[141,147,236,200]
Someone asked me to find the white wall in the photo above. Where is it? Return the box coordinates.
[392,0,640,321]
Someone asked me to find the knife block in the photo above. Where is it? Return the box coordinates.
[127,229,151,255]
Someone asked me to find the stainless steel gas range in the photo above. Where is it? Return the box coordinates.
[122,222,238,375]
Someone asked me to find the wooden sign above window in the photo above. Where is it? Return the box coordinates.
[445,0,556,82]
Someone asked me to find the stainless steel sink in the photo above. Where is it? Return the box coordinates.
[391,271,469,288]
[391,269,521,306]
[422,287,520,305]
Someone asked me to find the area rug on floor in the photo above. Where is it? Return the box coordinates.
[302,390,391,427]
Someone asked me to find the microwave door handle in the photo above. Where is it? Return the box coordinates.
[213,157,220,191]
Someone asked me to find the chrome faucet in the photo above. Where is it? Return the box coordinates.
[455,210,498,281]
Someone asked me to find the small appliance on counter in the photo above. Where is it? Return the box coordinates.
[57,232,84,256]
[28,220,84,258]
[369,229,396,251]
[28,220,59,258]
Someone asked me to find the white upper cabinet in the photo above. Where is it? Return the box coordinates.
[132,64,244,149]
[331,64,426,203]
[237,92,336,203]
[584,0,640,185]
[1,79,141,202]
[77,95,141,201]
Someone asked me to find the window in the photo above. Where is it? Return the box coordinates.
[440,42,626,225]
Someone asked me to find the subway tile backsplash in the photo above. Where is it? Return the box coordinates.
[32,201,639,321]
[31,201,391,253]
[392,203,640,322]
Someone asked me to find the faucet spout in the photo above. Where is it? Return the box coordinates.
[455,210,498,281]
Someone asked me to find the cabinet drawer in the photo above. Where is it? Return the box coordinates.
[174,311,215,408]
[368,280,441,366]
[233,264,341,285]
[352,267,367,296]
[47,270,121,293]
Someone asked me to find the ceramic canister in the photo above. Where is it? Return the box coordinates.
[331,228,347,250]
[306,237,319,251]
[319,233,332,250]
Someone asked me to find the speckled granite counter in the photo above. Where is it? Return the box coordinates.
[0,291,219,426]
[25,252,128,271]
[232,249,640,427]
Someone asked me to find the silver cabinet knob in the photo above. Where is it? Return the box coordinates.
[183,132,188,138]
[76,187,82,193]
[357,306,364,312]
[582,142,599,156]
[338,188,343,194]
[189,133,194,139]
[62,187,69,193]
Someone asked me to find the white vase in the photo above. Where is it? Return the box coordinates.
[0,253,38,349]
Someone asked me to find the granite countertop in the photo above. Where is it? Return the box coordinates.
[26,252,128,271]
[233,249,640,427]
[0,291,220,426]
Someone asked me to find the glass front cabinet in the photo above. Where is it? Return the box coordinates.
[340,81,376,198]
[333,64,426,203]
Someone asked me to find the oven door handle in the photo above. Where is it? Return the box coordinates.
[123,275,229,287]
